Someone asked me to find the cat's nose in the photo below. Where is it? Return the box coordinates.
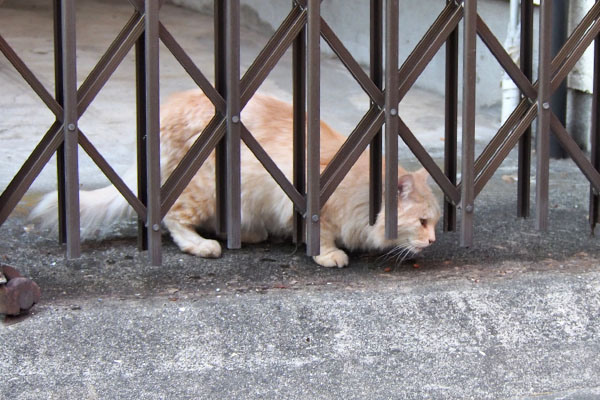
[429,238,435,244]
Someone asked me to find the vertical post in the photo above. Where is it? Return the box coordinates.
[590,9,600,233]
[225,0,241,249]
[549,0,568,159]
[384,0,399,239]
[536,0,552,231]
[517,0,533,218]
[306,0,321,255]
[53,0,67,244]
[444,0,458,232]
[369,0,383,225]
[293,1,306,244]
[145,0,162,265]
[61,0,80,258]
[214,0,228,238]
[461,0,477,247]
[135,31,148,251]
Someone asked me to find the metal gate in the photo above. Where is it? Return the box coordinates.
[1,0,600,266]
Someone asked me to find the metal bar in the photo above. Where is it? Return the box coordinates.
[240,126,306,213]
[398,4,463,100]
[474,105,538,197]
[591,14,600,233]
[61,0,80,259]
[518,0,533,218]
[321,107,381,186]
[320,110,385,207]
[536,0,552,231]
[551,16,600,94]
[550,113,600,194]
[214,0,227,237]
[53,0,67,244]
[77,16,145,116]
[159,23,225,112]
[144,0,162,265]
[240,5,306,106]
[78,132,147,219]
[398,2,459,86]
[0,35,62,118]
[461,0,477,247]
[0,124,64,226]
[135,31,148,250]
[475,99,530,174]
[306,0,321,255]
[385,0,399,239]
[369,0,383,226]
[292,12,306,244]
[444,1,458,232]
[225,0,241,249]
[476,15,537,100]
[320,18,384,106]
[396,116,460,204]
[161,118,226,217]
[553,1,600,74]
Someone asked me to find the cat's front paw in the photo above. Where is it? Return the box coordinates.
[186,239,222,258]
[313,249,349,268]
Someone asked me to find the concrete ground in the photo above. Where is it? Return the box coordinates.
[1,0,600,399]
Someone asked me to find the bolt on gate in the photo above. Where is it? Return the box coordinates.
[1,0,600,266]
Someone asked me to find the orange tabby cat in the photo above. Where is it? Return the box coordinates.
[31,90,440,267]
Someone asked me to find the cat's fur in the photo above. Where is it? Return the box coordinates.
[31,90,440,267]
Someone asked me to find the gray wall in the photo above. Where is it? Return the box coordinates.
[169,0,515,109]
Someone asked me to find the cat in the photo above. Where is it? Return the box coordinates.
[31,90,440,267]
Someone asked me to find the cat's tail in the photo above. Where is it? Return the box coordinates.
[29,168,137,239]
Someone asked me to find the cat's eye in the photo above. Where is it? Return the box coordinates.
[420,218,427,227]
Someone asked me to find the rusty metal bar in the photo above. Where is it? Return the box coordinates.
[53,0,67,244]
[293,11,306,244]
[159,24,225,111]
[0,35,62,118]
[225,0,241,249]
[591,16,600,233]
[551,16,600,94]
[518,0,533,218]
[476,15,537,100]
[320,108,385,207]
[240,5,306,106]
[77,14,144,115]
[214,0,227,238]
[161,118,226,217]
[384,0,398,239]
[144,0,161,265]
[397,116,460,204]
[369,0,383,226]
[398,3,462,100]
[475,105,537,197]
[550,114,600,194]
[136,31,148,250]
[61,0,80,259]
[306,0,321,255]
[240,126,306,213]
[461,0,476,247]
[0,123,64,226]
[444,0,458,232]
[320,18,384,106]
[78,132,147,219]
[536,0,552,231]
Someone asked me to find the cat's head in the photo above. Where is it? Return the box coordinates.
[373,168,441,259]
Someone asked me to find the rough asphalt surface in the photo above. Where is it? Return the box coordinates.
[2,1,600,399]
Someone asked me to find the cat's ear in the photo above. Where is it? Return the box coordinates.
[415,167,429,181]
[398,174,414,199]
